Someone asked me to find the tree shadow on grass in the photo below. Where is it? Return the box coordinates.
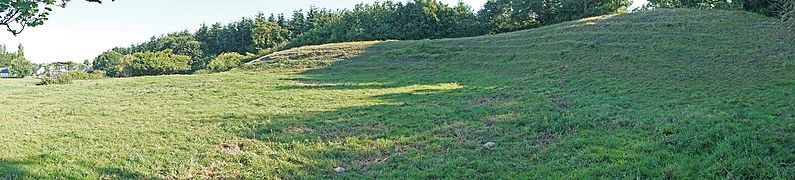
[214,42,579,178]
[211,89,516,178]
[1,155,151,179]
[1,159,39,179]
[224,37,795,178]
[95,167,151,179]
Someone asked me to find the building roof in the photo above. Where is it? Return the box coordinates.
[0,68,8,73]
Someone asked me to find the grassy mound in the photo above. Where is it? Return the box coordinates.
[2,9,793,178]
[245,41,383,69]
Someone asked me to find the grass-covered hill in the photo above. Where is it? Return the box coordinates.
[2,9,794,178]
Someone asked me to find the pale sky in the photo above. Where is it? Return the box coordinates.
[0,0,647,63]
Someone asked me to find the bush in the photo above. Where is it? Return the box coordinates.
[90,70,107,77]
[67,71,105,80]
[125,50,191,76]
[207,52,246,72]
[242,53,261,64]
[93,51,125,77]
[37,74,73,85]
[36,71,106,86]
[67,71,90,80]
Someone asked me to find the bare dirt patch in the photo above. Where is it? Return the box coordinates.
[531,131,559,148]
[547,95,569,109]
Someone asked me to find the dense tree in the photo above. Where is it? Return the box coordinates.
[441,1,486,37]
[287,0,484,47]
[193,23,215,56]
[479,0,518,33]
[479,0,630,33]
[124,50,190,77]
[16,44,25,57]
[194,19,256,57]
[106,32,206,71]
[276,13,288,27]
[289,10,308,38]
[154,32,204,70]
[0,44,33,77]
[92,50,125,77]
[252,14,290,50]
[646,0,795,17]
[92,0,637,75]
[98,18,259,75]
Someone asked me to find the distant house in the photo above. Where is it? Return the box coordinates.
[0,67,12,78]
[34,67,46,77]
[51,65,67,72]
[82,67,93,73]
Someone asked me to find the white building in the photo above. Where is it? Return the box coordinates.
[34,67,46,77]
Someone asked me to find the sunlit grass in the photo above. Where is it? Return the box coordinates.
[1,9,794,178]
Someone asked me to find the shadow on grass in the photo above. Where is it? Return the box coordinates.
[233,36,795,178]
[218,41,571,178]
[1,155,150,179]
[95,167,150,179]
[1,159,39,179]
[211,91,510,178]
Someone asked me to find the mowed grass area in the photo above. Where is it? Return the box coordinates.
[2,9,795,178]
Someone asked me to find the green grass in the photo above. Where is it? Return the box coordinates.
[2,9,794,178]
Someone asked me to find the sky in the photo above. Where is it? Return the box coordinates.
[0,0,647,64]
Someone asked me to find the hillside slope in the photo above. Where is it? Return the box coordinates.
[248,9,795,178]
[2,9,793,178]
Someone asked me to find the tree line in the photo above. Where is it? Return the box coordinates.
[646,0,795,17]
[0,44,33,77]
[90,0,794,77]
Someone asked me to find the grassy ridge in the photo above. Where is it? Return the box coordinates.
[2,9,794,178]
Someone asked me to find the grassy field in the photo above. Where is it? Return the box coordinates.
[2,9,794,178]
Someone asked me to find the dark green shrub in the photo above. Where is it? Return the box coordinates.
[120,50,191,77]
[67,71,91,80]
[207,52,246,72]
[67,71,105,80]
[93,51,125,77]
